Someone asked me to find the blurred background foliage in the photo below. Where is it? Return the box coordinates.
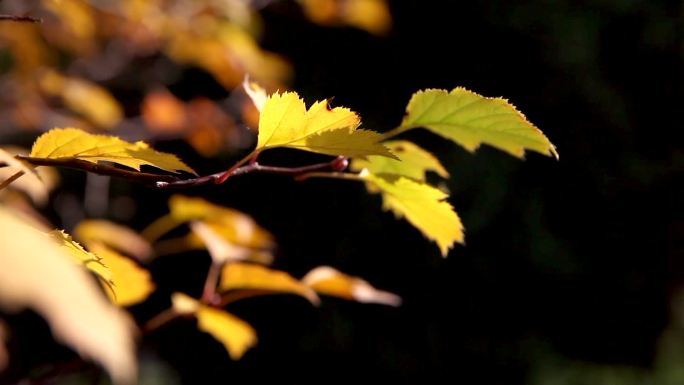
[0,0,681,384]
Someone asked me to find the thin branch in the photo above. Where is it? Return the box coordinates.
[156,155,350,189]
[0,14,41,23]
[17,156,180,184]
[0,170,24,190]
[201,262,222,305]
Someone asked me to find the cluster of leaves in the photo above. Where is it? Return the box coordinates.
[0,1,556,384]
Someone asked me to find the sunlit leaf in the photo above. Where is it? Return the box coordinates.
[220,263,320,305]
[364,173,463,256]
[89,243,155,307]
[302,266,401,306]
[299,0,391,35]
[351,140,448,181]
[29,128,197,175]
[243,76,267,112]
[39,71,123,129]
[171,293,257,360]
[49,229,113,286]
[0,148,49,204]
[394,88,558,159]
[257,91,395,158]
[190,221,273,265]
[75,219,153,261]
[0,207,136,384]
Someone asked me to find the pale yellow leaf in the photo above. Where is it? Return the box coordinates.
[168,195,273,250]
[29,128,197,175]
[0,148,49,205]
[89,243,155,307]
[39,71,122,129]
[196,306,257,360]
[75,219,153,261]
[0,207,136,384]
[49,229,113,285]
[302,266,401,306]
[189,221,273,265]
[220,263,319,305]
[242,76,267,112]
[365,173,463,256]
[170,292,257,360]
[351,140,448,181]
[396,88,558,159]
[257,91,394,158]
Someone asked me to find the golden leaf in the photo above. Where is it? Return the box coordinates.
[302,266,401,306]
[29,128,197,175]
[364,173,463,256]
[351,140,448,181]
[171,293,257,360]
[75,219,153,261]
[89,243,155,307]
[257,91,395,158]
[220,263,320,305]
[0,148,50,205]
[49,229,113,286]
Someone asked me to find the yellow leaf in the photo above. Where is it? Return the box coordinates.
[220,263,319,305]
[189,221,273,265]
[39,71,123,129]
[396,88,558,159]
[75,219,153,261]
[0,207,136,384]
[299,0,391,35]
[365,173,463,256]
[257,91,395,158]
[0,148,50,205]
[168,195,273,249]
[351,140,448,181]
[171,293,257,360]
[49,229,113,286]
[29,128,197,175]
[302,266,401,306]
[89,243,155,307]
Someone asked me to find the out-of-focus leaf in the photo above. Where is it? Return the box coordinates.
[190,221,273,265]
[0,207,136,384]
[351,140,448,181]
[168,195,273,250]
[42,0,96,50]
[364,173,463,256]
[257,91,395,158]
[299,0,391,35]
[89,243,155,307]
[75,219,153,261]
[171,293,256,360]
[220,263,320,305]
[243,76,267,112]
[49,229,113,286]
[395,88,558,159]
[29,128,197,175]
[0,147,59,206]
[302,266,401,306]
[39,71,123,129]
[142,90,187,134]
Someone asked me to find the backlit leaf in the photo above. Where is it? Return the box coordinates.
[256,91,395,158]
[0,207,136,384]
[29,128,197,175]
[220,263,320,305]
[171,293,257,360]
[395,88,558,159]
[49,229,113,285]
[89,243,155,307]
[190,221,273,265]
[351,140,448,181]
[0,148,49,205]
[302,266,401,306]
[75,219,153,261]
[364,173,463,256]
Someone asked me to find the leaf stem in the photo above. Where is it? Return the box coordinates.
[0,14,41,23]
[201,262,222,305]
[0,170,24,190]
[379,126,408,140]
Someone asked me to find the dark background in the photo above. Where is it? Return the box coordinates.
[3,1,684,384]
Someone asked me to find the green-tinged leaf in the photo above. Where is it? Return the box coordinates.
[395,88,558,159]
[364,173,463,256]
[256,91,394,158]
[30,128,197,175]
[351,140,448,181]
